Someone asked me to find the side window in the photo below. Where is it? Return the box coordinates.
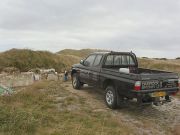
[105,55,114,65]
[114,55,121,65]
[122,55,128,65]
[129,56,135,65]
[121,55,135,65]
[84,55,96,67]
[93,55,103,66]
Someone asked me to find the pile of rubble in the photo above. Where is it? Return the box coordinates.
[0,68,70,96]
[40,68,58,81]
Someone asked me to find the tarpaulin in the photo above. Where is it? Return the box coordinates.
[0,85,13,96]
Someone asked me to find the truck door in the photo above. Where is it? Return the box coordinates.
[80,54,96,84]
[88,54,103,86]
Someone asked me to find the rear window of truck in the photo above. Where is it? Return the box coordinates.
[104,55,135,66]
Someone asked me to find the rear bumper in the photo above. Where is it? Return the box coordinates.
[130,87,179,105]
[131,87,179,94]
[131,87,179,97]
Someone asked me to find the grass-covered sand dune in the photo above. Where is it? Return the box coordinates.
[0,49,80,73]
[57,49,107,58]
[1,48,180,74]
[138,58,180,74]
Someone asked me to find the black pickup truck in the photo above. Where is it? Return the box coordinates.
[71,51,180,109]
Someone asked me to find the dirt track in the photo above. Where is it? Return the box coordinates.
[62,82,180,135]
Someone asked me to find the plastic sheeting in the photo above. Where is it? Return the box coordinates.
[0,85,13,96]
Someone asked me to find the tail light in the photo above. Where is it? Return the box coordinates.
[134,81,141,91]
[171,91,178,96]
[172,79,180,96]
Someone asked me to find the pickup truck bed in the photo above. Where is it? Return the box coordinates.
[102,67,178,80]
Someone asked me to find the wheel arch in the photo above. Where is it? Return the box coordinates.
[71,69,78,76]
[103,79,116,90]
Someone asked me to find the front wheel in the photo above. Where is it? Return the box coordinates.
[72,73,81,90]
[105,86,117,109]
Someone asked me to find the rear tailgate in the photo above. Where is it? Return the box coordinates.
[139,72,179,93]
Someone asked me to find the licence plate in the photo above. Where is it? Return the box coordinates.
[151,91,166,97]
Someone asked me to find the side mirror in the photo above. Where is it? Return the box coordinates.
[80,60,84,65]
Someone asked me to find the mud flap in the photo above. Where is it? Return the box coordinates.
[116,88,124,107]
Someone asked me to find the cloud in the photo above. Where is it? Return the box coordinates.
[0,0,180,58]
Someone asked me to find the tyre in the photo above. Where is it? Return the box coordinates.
[105,86,117,109]
[72,73,81,89]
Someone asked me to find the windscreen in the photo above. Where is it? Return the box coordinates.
[104,54,135,66]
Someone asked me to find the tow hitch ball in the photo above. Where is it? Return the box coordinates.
[153,97,163,106]
[153,96,171,106]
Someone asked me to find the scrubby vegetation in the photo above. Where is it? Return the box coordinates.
[0,49,80,73]
[0,81,134,135]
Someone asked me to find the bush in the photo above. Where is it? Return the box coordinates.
[154,58,167,60]
[142,57,149,59]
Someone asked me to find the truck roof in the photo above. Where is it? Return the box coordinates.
[91,51,135,55]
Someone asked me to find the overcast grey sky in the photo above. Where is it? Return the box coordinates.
[0,0,180,58]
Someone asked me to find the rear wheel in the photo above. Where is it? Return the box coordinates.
[72,73,81,89]
[105,86,117,109]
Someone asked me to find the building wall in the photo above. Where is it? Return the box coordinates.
[0,72,35,87]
